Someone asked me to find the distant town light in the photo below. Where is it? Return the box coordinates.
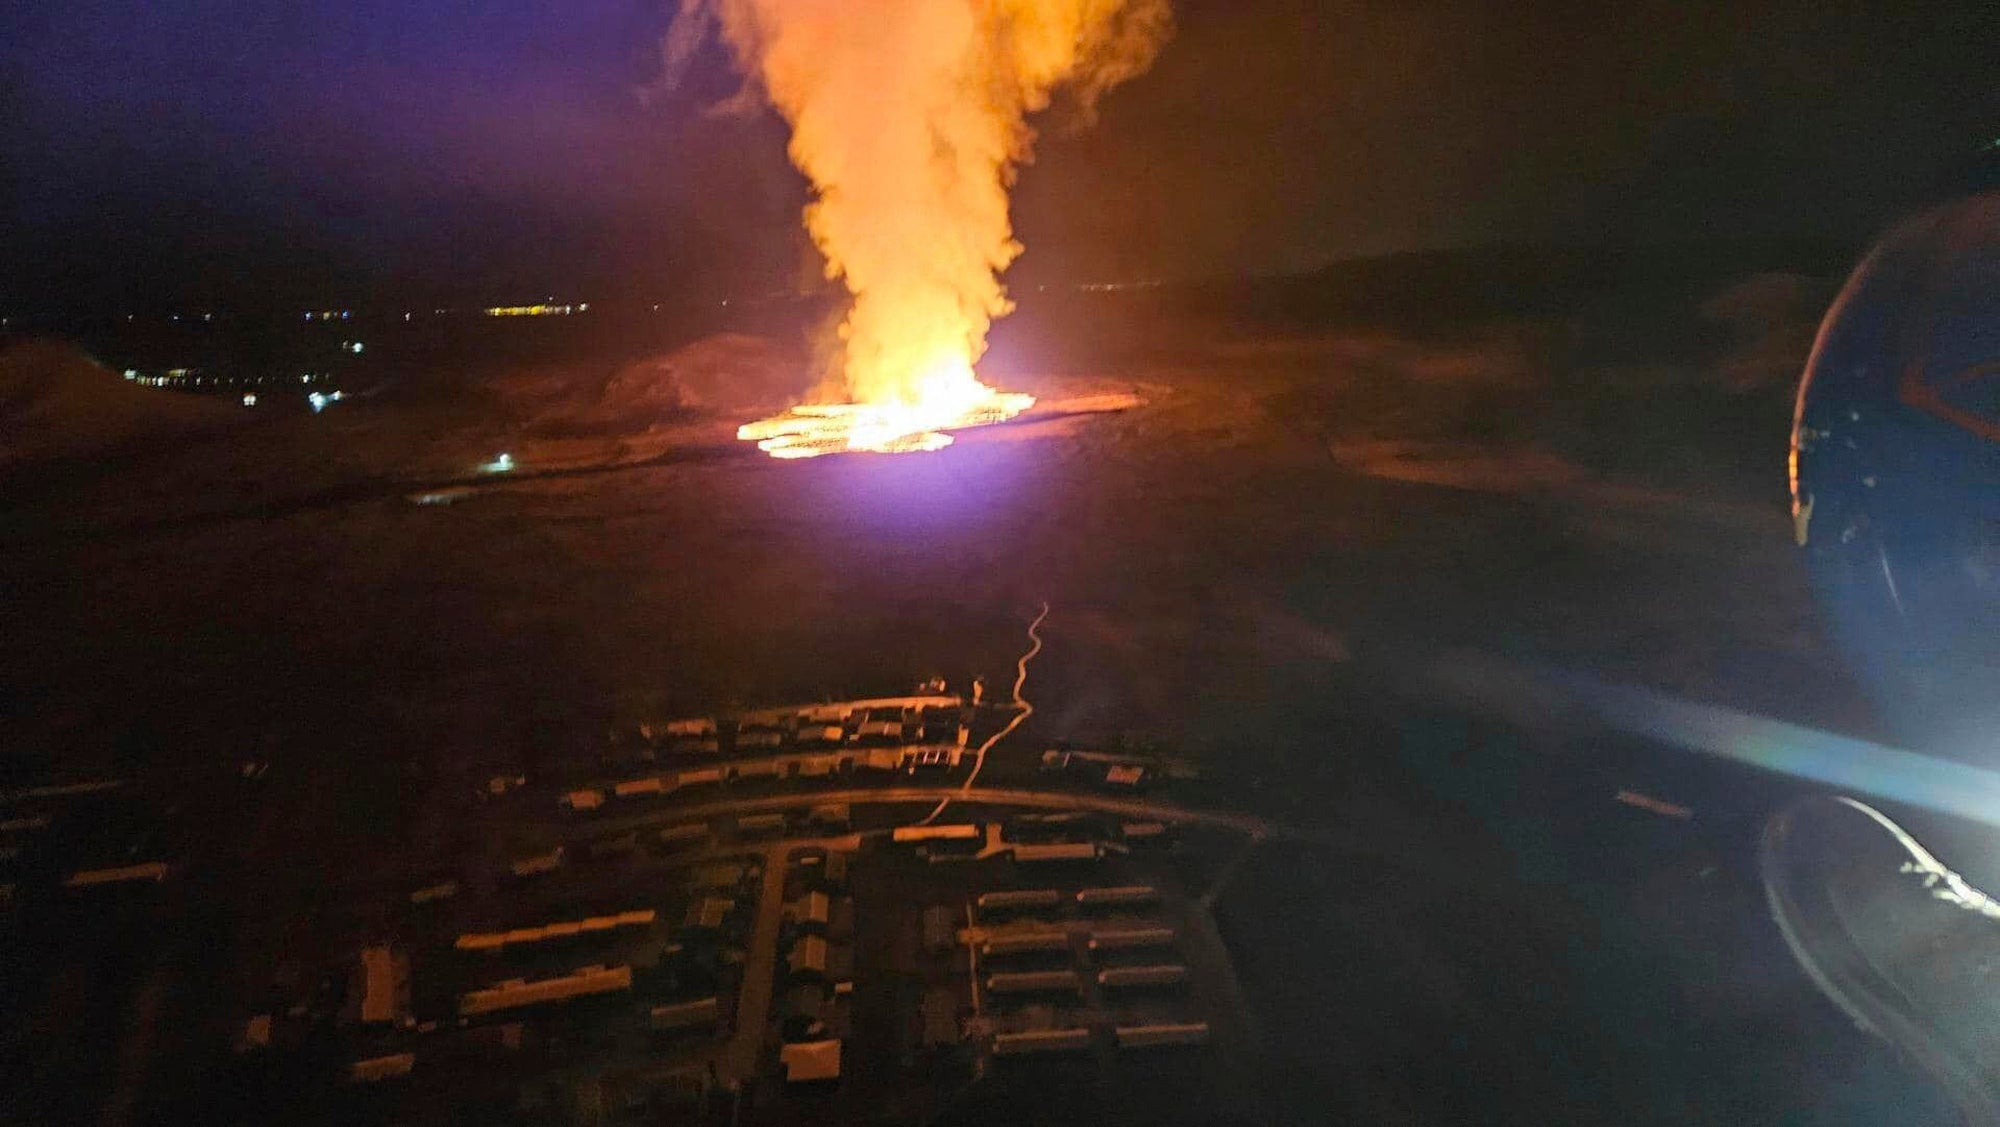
[479,452,515,474]
[483,303,578,317]
[123,369,138,380]
[242,393,258,407]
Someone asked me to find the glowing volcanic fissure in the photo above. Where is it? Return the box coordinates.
[735,357,1036,458]
[668,0,1173,458]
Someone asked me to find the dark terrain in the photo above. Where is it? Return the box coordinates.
[0,246,1964,1124]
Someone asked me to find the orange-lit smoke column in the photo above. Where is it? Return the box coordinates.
[667,0,1172,457]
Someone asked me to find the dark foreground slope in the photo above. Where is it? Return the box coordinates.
[0,245,1957,1124]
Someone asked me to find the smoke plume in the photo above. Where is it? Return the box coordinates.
[667,0,1172,407]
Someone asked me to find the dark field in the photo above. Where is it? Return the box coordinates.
[0,249,1964,1123]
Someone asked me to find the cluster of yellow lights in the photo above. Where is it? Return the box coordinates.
[483,303,587,317]
[737,358,1034,459]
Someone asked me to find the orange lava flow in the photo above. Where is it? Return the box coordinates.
[737,358,1034,459]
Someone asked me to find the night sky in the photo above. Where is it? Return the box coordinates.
[4,0,1997,312]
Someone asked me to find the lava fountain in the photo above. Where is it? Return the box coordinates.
[664,0,1172,458]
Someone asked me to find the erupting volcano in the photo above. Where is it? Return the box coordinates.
[664,0,1171,458]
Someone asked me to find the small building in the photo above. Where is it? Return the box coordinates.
[237,1014,272,1053]
[732,757,784,782]
[977,888,1064,914]
[1087,926,1177,952]
[992,1028,1091,1056]
[7,778,124,801]
[858,747,902,771]
[899,746,958,772]
[985,970,1081,995]
[349,1053,415,1083]
[358,945,410,1024]
[455,909,655,953]
[1097,964,1188,989]
[685,897,736,931]
[676,766,723,788]
[458,965,632,1017]
[1114,1022,1210,1048]
[780,1038,842,1083]
[64,861,169,887]
[788,890,830,929]
[408,880,458,905]
[563,789,604,812]
[1075,885,1159,908]
[692,860,755,890]
[1104,763,1148,787]
[649,995,721,1033]
[658,822,708,850]
[852,718,905,744]
[613,777,666,798]
[789,935,829,978]
[509,847,564,878]
[1011,842,1099,864]
[796,724,846,749]
[981,931,1069,957]
[894,823,982,861]
[892,824,980,846]
[795,754,841,778]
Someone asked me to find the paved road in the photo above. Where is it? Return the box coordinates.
[555,785,1303,844]
[724,847,789,1086]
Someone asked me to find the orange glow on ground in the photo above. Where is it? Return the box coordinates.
[738,356,1034,459]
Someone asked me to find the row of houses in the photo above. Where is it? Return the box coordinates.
[952,869,1215,1063]
[636,695,969,759]
[562,744,971,814]
[990,1022,1210,1055]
